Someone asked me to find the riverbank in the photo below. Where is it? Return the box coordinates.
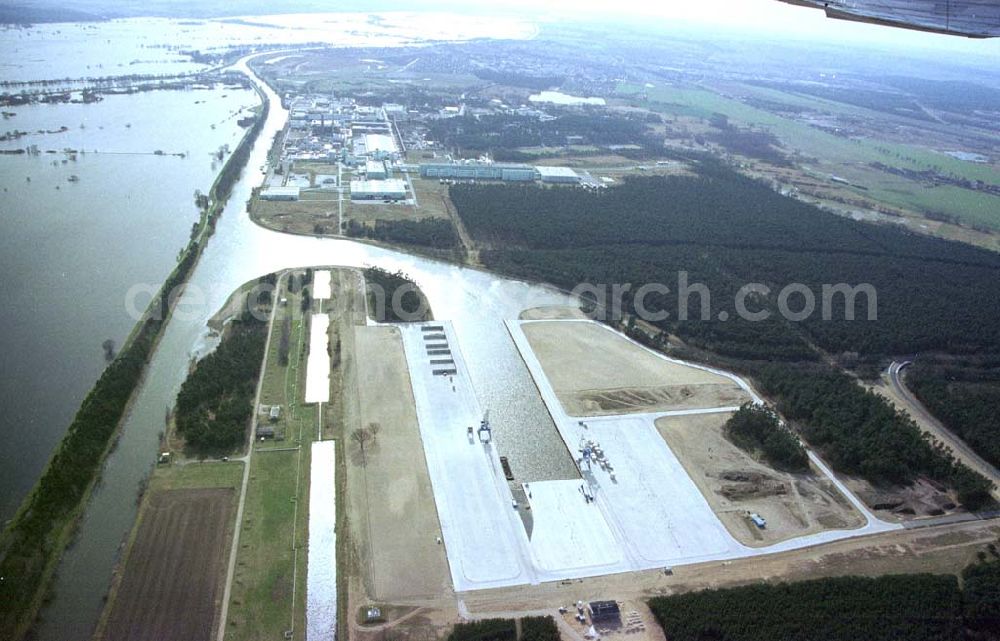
[0,67,270,641]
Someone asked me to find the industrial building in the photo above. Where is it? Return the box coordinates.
[350,179,407,201]
[536,166,581,184]
[365,159,388,180]
[419,161,536,182]
[260,186,301,201]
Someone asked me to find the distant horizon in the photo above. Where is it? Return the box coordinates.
[8,0,1000,60]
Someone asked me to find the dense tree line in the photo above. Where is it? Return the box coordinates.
[363,267,432,323]
[446,617,559,641]
[756,363,993,509]
[962,559,1000,633]
[427,111,654,152]
[344,217,458,248]
[725,402,809,472]
[519,616,560,641]
[447,619,516,641]
[648,574,963,641]
[174,307,268,454]
[907,361,1000,469]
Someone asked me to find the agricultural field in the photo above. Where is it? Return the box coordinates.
[101,485,237,641]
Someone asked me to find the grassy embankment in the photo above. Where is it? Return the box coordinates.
[0,76,269,641]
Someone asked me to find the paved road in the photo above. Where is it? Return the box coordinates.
[887,361,1000,495]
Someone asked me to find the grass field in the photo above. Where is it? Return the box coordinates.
[225,273,318,641]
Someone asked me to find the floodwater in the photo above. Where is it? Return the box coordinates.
[2,17,571,641]
[0,87,256,522]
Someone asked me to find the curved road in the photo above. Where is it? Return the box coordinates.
[887,361,1000,497]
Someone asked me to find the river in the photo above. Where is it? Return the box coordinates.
[12,22,580,641]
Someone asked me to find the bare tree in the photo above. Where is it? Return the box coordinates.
[367,422,381,444]
[351,427,372,465]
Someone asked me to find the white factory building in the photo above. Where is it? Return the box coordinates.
[260,186,301,201]
[350,179,407,201]
[536,166,581,184]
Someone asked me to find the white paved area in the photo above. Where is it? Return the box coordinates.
[522,480,622,573]
[304,314,330,403]
[506,320,902,575]
[400,317,902,593]
[311,270,332,300]
[399,322,535,591]
[306,441,336,641]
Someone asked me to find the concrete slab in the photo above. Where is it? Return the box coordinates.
[304,314,330,403]
[306,441,336,641]
[506,319,903,574]
[522,480,622,573]
[398,322,535,591]
[312,270,332,300]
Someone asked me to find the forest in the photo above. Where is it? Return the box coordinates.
[427,111,656,153]
[725,402,808,472]
[648,574,965,641]
[755,364,992,509]
[174,302,268,454]
[344,217,458,249]
[452,169,1000,359]
[450,164,998,507]
[363,267,432,323]
[907,360,1000,470]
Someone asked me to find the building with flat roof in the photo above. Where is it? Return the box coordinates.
[350,179,407,201]
[536,166,581,184]
[420,161,536,182]
[366,159,388,180]
[260,186,301,201]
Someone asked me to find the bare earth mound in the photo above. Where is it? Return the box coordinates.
[102,488,233,641]
[656,413,865,546]
[521,320,749,416]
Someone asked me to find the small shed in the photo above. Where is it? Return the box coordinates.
[269,405,281,422]
[256,425,276,440]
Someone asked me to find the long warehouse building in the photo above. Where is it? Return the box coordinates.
[420,162,537,181]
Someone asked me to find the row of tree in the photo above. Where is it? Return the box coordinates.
[344,218,458,249]
[446,617,559,641]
